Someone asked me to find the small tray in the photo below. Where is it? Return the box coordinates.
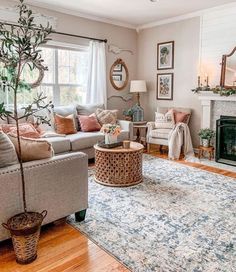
[97,141,123,149]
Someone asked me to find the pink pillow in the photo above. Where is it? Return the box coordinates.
[78,114,101,132]
[0,123,40,138]
[173,111,190,124]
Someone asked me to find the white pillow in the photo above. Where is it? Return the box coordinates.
[0,131,18,168]
[155,110,175,129]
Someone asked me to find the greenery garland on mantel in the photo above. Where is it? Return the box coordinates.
[192,86,236,97]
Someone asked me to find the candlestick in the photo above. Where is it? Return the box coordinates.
[198,76,200,87]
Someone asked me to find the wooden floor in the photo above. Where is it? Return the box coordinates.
[0,150,235,272]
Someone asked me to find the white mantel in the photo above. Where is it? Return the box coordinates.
[198,91,236,128]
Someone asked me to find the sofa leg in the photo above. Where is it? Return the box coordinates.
[75,209,87,222]
[159,145,163,154]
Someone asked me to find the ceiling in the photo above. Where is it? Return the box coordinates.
[25,0,236,28]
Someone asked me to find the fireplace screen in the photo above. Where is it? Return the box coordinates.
[216,116,236,166]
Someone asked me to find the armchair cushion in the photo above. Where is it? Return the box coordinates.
[150,128,172,140]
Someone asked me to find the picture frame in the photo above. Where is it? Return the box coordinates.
[156,73,174,100]
[112,74,122,81]
[113,64,122,72]
[157,41,174,70]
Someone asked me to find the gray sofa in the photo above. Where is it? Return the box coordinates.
[0,152,88,241]
[33,104,133,159]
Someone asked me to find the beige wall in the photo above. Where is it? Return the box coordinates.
[1,0,137,118]
[137,17,201,146]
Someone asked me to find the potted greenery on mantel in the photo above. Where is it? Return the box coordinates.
[0,0,52,264]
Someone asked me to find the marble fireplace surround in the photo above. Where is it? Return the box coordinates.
[198,91,236,129]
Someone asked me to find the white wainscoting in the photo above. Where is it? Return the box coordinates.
[200,3,236,86]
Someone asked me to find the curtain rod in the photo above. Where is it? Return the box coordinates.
[0,21,108,43]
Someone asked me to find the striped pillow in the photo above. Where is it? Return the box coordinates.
[0,131,18,168]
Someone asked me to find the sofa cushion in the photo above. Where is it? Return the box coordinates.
[45,137,71,154]
[150,128,172,139]
[95,108,118,125]
[0,131,18,168]
[0,118,8,124]
[1,123,40,138]
[54,114,77,135]
[76,104,104,116]
[7,108,34,124]
[78,114,101,132]
[8,134,54,162]
[155,110,174,129]
[67,132,104,151]
[53,105,78,130]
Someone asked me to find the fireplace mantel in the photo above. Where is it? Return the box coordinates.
[198,91,236,128]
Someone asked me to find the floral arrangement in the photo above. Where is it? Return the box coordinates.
[192,86,236,96]
[100,124,121,136]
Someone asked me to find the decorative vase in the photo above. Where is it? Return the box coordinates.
[202,139,210,147]
[2,210,47,264]
[105,134,117,144]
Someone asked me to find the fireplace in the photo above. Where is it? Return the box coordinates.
[216,116,236,166]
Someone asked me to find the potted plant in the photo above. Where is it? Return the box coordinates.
[0,0,52,264]
[198,128,215,147]
[101,124,121,144]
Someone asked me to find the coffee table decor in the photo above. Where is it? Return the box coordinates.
[94,142,144,187]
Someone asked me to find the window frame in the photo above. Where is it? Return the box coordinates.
[40,42,89,106]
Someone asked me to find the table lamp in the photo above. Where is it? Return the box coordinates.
[130,80,147,107]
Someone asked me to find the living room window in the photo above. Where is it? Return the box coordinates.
[1,44,89,107]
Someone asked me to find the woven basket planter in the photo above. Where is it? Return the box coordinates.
[2,211,47,264]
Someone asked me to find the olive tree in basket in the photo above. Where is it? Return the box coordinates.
[0,0,53,264]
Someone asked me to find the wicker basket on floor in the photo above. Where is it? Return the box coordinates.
[2,211,47,264]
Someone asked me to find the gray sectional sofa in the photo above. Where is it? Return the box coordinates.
[44,104,133,158]
[0,104,132,241]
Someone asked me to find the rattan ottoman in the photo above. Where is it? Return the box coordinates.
[94,142,144,187]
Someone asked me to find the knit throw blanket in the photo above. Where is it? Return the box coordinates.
[168,123,195,160]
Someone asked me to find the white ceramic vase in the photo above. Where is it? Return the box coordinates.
[105,134,117,144]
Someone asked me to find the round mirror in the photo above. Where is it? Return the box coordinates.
[110,59,129,91]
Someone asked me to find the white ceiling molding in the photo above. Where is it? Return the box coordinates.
[0,6,57,29]
[137,2,236,31]
[26,1,136,30]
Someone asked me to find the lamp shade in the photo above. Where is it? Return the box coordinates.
[130,80,147,93]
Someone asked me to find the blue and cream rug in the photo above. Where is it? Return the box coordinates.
[68,155,236,272]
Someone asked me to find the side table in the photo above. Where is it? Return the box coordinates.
[197,146,215,160]
[133,121,147,146]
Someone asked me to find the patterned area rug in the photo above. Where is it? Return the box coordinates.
[68,155,236,272]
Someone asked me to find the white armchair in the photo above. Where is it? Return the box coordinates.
[147,107,191,153]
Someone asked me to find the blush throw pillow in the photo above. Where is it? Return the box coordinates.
[95,108,118,125]
[0,123,40,138]
[8,134,54,162]
[0,132,18,168]
[155,110,175,129]
[173,111,190,124]
[78,114,101,132]
[54,114,77,135]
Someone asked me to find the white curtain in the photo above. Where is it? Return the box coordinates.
[86,41,107,107]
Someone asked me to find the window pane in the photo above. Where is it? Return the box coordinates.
[58,49,88,85]
[41,47,55,84]
[60,86,86,106]
[36,86,53,105]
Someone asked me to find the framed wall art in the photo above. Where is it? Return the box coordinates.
[156,73,174,100]
[157,41,174,70]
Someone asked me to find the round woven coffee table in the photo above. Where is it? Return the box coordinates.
[94,142,144,187]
